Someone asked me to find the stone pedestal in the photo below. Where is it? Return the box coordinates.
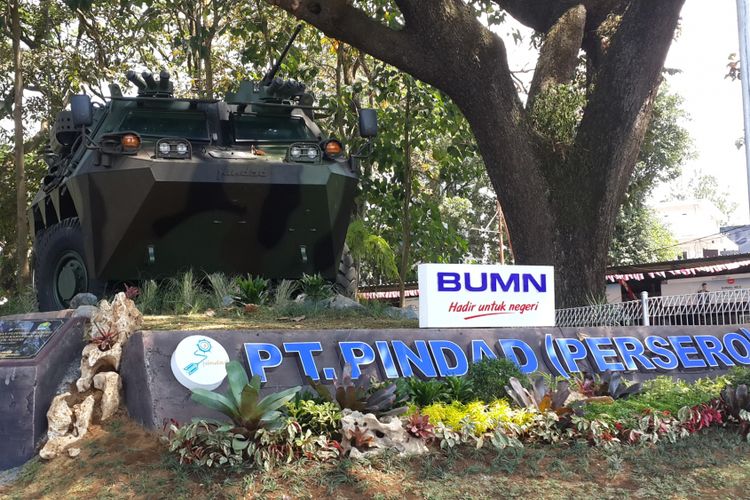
[0,311,85,470]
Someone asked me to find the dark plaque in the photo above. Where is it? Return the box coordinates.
[0,319,65,359]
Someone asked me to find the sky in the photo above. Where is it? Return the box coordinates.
[500,1,749,226]
[661,0,747,225]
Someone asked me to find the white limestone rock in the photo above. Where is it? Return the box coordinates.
[340,410,428,458]
[76,342,122,392]
[93,371,121,421]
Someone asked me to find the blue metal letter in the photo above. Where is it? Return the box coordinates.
[244,343,283,383]
[498,339,538,374]
[644,336,679,370]
[339,342,376,379]
[613,336,655,371]
[392,340,438,378]
[668,336,707,369]
[723,332,750,365]
[284,342,323,380]
[694,335,735,368]
[585,337,625,372]
[429,341,469,377]
[471,339,497,363]
[375,341,400,378]
[555,338,588,374]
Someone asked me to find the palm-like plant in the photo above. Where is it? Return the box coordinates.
[191,361,300,437]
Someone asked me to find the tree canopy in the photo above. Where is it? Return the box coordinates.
[268,0,687,306]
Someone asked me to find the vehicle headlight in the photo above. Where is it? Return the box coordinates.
[155,138,191,159]
[287,143,321,163]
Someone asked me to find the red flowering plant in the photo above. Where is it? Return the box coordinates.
[406,412,435,442]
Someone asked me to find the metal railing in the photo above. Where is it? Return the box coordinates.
[555,289,750,327]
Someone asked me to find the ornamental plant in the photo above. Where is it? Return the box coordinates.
[466,358,523,401]
[235,275,269,305]
[310,364,407,417]
[190,361,300,437]
[505,376,571,416]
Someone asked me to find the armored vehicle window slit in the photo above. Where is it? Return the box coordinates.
[117,110,210,141]
[232,115,316,142]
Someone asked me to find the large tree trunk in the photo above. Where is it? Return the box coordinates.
[11,0,30,292]
[268,0,685,307]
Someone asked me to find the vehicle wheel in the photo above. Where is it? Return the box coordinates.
[34,218,106,311]
[336,244,358,299]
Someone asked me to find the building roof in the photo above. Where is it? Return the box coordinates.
[606,253,750,282]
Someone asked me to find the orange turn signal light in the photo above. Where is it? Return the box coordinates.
[121,134,140,149]
[325,140,343,156]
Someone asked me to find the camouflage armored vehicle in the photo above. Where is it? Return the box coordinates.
[30,28,376,311]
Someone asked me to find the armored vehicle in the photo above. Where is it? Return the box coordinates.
[30,27,376,311]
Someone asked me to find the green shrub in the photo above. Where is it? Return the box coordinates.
[235,275,269,305]
[300,273,333,302]
[400,378,447,406]
[286,400,342,435]
[466,358,523,401]
[727,366,750,387]
[584,375,727,422]
[443,376,474,403]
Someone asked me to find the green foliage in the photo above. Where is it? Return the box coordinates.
[345,219,399,280]
[235,275,269,305]
[299,273,333,302]
[310,364,407,417]
[584,376,726,422]
[727,367,750,387]
[529,83,586,151]
[286,400,342,436]
[466,358,523,402]
[166,270,207,315]
[206,272,239,309]
[442,376,474,404]
[190,361,300,436]
[0,286,38,315]
[136,279,161,314]
[165,419,249,469]
[400,378,448,407]
[272,279,298,308]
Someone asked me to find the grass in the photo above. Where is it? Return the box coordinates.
[143,305,417,331]
[2,413,750,499]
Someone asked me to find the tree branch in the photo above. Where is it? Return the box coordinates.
[573,0,686,223]
[527,4,586,110]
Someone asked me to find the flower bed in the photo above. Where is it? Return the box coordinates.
[164,360,750,471]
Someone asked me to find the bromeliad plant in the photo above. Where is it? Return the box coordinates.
[190,361,300,437]
[310,364,407,417]
[574,371,643,400]
[505,376,571,416]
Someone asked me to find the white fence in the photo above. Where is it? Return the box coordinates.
[555,289,750,327]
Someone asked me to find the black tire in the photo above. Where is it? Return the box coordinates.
[34,218,106,311]
[336,244,358,299]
